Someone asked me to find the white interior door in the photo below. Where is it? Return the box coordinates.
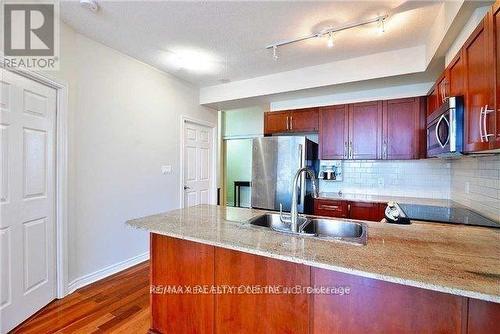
[183,121,213,207]
[0,69,57,333]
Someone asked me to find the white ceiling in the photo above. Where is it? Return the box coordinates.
[60,1,444,87]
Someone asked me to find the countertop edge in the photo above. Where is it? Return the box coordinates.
[127,222,500,304]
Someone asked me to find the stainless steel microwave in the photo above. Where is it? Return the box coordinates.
[427,96,464,158]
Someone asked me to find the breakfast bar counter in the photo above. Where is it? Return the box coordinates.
[127,204,500,303]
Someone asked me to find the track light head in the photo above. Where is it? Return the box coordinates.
[326,32,334,48]
[272,45,279,61]
[378,17,385,34]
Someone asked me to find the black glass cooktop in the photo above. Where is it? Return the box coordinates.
[398,203,500,229]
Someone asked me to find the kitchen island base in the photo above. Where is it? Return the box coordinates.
[150,234,499,334]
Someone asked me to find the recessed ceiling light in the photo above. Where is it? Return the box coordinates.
[80,0,99,12]
[164,48,218,74]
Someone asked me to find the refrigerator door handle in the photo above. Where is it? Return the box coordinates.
[298,144,305,206]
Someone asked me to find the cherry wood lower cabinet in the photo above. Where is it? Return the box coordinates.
[313,199,386,222]
[311,268,467,333]
[150,234,500,334]
[150,234,215,334]
[214,247,310,334]
[468,298,500,333]
[313,199,349,218]
[348,201,386,222]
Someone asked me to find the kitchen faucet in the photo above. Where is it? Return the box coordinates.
[290,167,319,233]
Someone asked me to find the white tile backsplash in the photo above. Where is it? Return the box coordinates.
[319,155,500,221]
[450,155,500,221]
[320,159,451,199]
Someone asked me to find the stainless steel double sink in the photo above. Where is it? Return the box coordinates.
[247,213,367,245]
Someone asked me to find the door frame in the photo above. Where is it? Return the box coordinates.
[1,60,69,299]
[179,116,217,208]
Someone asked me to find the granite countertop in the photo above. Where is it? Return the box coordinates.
[127,204,500,303]
[317,192,453,206]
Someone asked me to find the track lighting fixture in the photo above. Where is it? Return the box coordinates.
[266,14,388,59]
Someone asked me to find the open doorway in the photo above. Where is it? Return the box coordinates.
[224,138,253,207]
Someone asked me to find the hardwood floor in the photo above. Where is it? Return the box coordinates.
[11,261,150,334]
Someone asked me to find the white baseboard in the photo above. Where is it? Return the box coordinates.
[66,252,149,295]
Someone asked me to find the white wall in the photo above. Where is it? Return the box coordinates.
[222,106,265,138]
[270,82,432,111]
[200,46,427,105]
[45,23,217,285]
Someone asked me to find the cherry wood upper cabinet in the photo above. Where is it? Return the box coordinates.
[319,105,348,159]
[448,51,465,97]
[382,97,425,160]
[436,73,449,105]
[427,85,439,116]
[349,101,383,160]
[264,111,289,134]
[463,19,495,152]
[311,268,466,333]
[150,234,215,334]
[264,108,319,135]
[490,1,500,149]
[215,248,310,334]
[289,108,319,132]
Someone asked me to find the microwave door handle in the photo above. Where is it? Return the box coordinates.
[435,114,449,148]
[443,116,450,146]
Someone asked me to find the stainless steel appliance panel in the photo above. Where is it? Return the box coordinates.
[251,136,314,212]
[427,96,464,157]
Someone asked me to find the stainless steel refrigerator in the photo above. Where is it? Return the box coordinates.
[251,136,318,213]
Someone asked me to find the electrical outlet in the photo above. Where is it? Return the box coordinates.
[161,165,172,175]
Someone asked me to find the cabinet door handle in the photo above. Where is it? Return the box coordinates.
[483,105,495,142]
[349,141,353,159]
[479,107,484,142]
[347,204,351,212]
[286,116,289,130]
[320,205,340,210]
[290,116,293,130]
[383,140,387,159]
